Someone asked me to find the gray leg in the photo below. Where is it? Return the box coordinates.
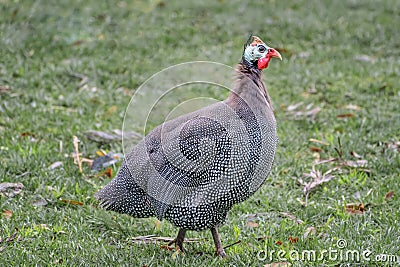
[211,227,227,257]
[168,228,187,252]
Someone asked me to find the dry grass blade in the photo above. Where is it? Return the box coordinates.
[280,212,303,224]
[60,198,84,206]
[309,138,329,146]
[223,240,241,250]
[73,136,82,173]
[131,235,204,244]
[0,228,20,244]
[315,158,338,165]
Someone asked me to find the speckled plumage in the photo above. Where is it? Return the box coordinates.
[96,36,281,256]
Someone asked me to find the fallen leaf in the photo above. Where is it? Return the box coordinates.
[337,113,355,118]
[60,199,84,206]
[84,130,142,144]
[103,168,113,178]
[275,240,283,245]
[345,203,366,215]
[384,141,400,152]
[49,161,63,169]
[105,105,117,116]
[0,182,24,198]
[304,226,316,238]
[2,209,12,219]
[309,146,323,152]
[280,212,304,224]
[385,190,394,200]
[21,132,35,137]
[160,245,174,251]
[354,55,376,62]
[32,198,48,207]
[288,236,299,244]
[301,167,335,196]
[309,138,329,146]
[72,40,85,46]
[343,160,368,168]
[246,221,259,228]
[344,104,361,110]
[287,102,303,111]
[350,151,363,158]
[305,107,321,117]
[112,129,142,141]
[264,262,291,267]
[0,85,11,94]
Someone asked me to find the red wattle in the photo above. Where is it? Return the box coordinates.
[257,56,270,70]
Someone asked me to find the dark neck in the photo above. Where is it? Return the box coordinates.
[241,56,258,70]
[227,61,272,110]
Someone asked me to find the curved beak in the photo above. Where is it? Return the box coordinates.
[268,48,282,61]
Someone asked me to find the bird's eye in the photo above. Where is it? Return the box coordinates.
[258,45,266,53]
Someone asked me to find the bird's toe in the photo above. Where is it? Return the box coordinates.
[216,249,227,258]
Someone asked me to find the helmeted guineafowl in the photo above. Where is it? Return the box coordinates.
[95,35,282,257]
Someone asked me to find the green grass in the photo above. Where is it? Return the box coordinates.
[1,0,399,266]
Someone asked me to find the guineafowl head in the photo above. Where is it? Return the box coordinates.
[242,35,282,70]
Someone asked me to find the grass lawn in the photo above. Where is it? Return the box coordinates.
[1,0,399,266]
